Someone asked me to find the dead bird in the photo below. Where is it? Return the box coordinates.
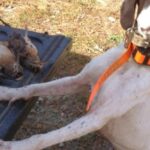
[0,27,42,80]
[0,17,43,73]
[8,29,43,73]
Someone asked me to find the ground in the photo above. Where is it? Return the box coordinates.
[0,0,123,149]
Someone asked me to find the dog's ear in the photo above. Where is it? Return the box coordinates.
[120,0,137,30]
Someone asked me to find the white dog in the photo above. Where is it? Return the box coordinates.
[0,0,150,149]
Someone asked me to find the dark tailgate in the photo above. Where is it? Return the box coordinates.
[0,25,72,140]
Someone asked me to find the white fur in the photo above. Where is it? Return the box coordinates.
[137,5,150,39]
[0,43,150,150]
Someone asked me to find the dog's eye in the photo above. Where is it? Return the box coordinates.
[22,54,28,58]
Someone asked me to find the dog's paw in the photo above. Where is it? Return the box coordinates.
[0,140,11,150]
[9,87,32,102]
[0,139,38,150]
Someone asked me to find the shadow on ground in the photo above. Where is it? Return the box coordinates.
[14,51,114,150]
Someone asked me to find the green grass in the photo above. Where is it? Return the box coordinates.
[108,34,123,44]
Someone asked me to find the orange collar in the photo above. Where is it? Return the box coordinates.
[133,46,150,65]
[86,43,135,111]
[86,43,150,111]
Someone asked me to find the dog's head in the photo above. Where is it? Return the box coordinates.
[121,0,150,39]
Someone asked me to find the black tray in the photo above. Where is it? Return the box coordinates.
[0,25,72,140]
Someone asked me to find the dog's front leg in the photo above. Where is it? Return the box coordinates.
[0,86,19,101]
[0,91,142,150]
[0,42,125,102]
[9,43,125,101]
[0,109,109,150]
[2,73,90,102]
[28,74,89,97]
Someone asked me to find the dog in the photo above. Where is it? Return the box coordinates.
[0,0,150,149]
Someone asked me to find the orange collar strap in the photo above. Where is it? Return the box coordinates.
[86,43,135,111]
[133,46,150,65]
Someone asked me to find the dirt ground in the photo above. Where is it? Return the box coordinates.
[0,0,124,149]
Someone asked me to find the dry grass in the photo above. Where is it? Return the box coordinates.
[0,0,123,57]
[0,0,124,149]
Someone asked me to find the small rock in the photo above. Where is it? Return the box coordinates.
[38,97,44,102]
[94,44,104,52]
[108,17,116,23]
[96,0,108,6]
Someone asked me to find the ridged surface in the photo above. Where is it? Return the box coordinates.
[0,25,72,140]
